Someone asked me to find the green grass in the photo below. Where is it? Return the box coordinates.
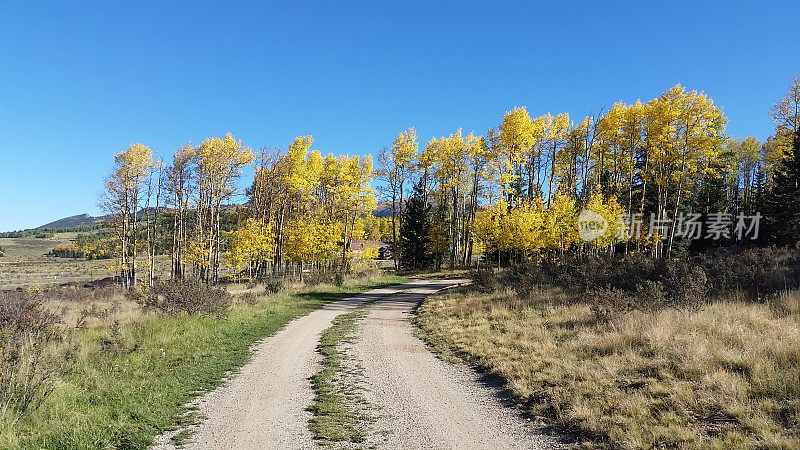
[0,233,81,258]
[0,274,405,449]
[308,307,371,444]
[308,286,413,445]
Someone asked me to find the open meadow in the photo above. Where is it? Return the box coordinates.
[0,233,165,290]
[0,232,176,291]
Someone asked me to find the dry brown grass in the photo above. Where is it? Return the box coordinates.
[49,294,143,329]
[0,255,173,290]
[416,287,800,448]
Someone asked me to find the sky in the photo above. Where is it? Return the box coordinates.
[1,1,799,231]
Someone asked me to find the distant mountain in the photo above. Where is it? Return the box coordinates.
[373,198,438,218]
[373,199,413,218]
[37,213,107,229]
[373,200,395,218]
[31,202,400,233]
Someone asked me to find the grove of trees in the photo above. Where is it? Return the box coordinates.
[103,74,800,285]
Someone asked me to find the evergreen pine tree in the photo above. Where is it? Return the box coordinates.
[763,74,800,245]
[399,181,433,269]
[764,129,800,245]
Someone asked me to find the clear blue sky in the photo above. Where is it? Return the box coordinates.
[1,1,798,231]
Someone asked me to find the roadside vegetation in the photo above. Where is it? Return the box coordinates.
[416,252,800,448]
[0,274,403,449]
[309,307,373,445]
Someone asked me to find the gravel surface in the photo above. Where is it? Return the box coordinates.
[352,280,560,449]
[151,282,423,450]
[152,279,560,449]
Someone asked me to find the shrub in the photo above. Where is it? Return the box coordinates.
[334,271,346,287]
[39,284,123,304]
[697,247,800,299]
[501,260,542,297]
[264,277,283,294]
[634,280,668,310]
[772,289,800,317]
[301,270,348,287]
[587,286,632,322]
[51,244,85,259]
[663,261,707,307]
[504,248,800,311]
[133,279,231,315]
[470,266,498,292]
[536,253,658,292]
[350,252,380,278]
[0,290,71,418]
[303,272,334,286]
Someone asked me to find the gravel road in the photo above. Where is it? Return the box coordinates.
[152,281,423,450]
[352,280,558,449]
[152,279,558,449]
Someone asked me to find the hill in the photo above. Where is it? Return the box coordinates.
[373,201,394,218]
[37,202,399,230]
[3,202,400,235]
[37,213,107,229]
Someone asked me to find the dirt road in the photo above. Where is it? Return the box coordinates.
[153,279,556,449]
[352,281,557,449]
[152,282,421,450]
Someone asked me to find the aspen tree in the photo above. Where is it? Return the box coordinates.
[663,86,726,256]
[544,112,571,206]
[104,143,156,288]
[166,144,195,279]
[379,128,418,268]
[193,133,255,283]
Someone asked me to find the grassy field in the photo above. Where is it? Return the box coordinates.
[0,232,175,290]
[0,274,405,449]
[0,235,72,259]
[416,286,800,449]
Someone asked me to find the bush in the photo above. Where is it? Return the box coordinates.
[350,252,380,278]
[303,272,334,286]
[696,247,800,299]
[634,280,668,310]
[587,286,632,322]
[773,289,800,317]
[663,261,707,307]
[264,277,283,294]
[132,279,231,315]
[334,271,346,287]
[505,248,800,309]
[470,266,498,292]
[0,290,71,418]
[490,247,800,319]
[38,284,123,304]
[501,260,542,298]
[535,253,658,293]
